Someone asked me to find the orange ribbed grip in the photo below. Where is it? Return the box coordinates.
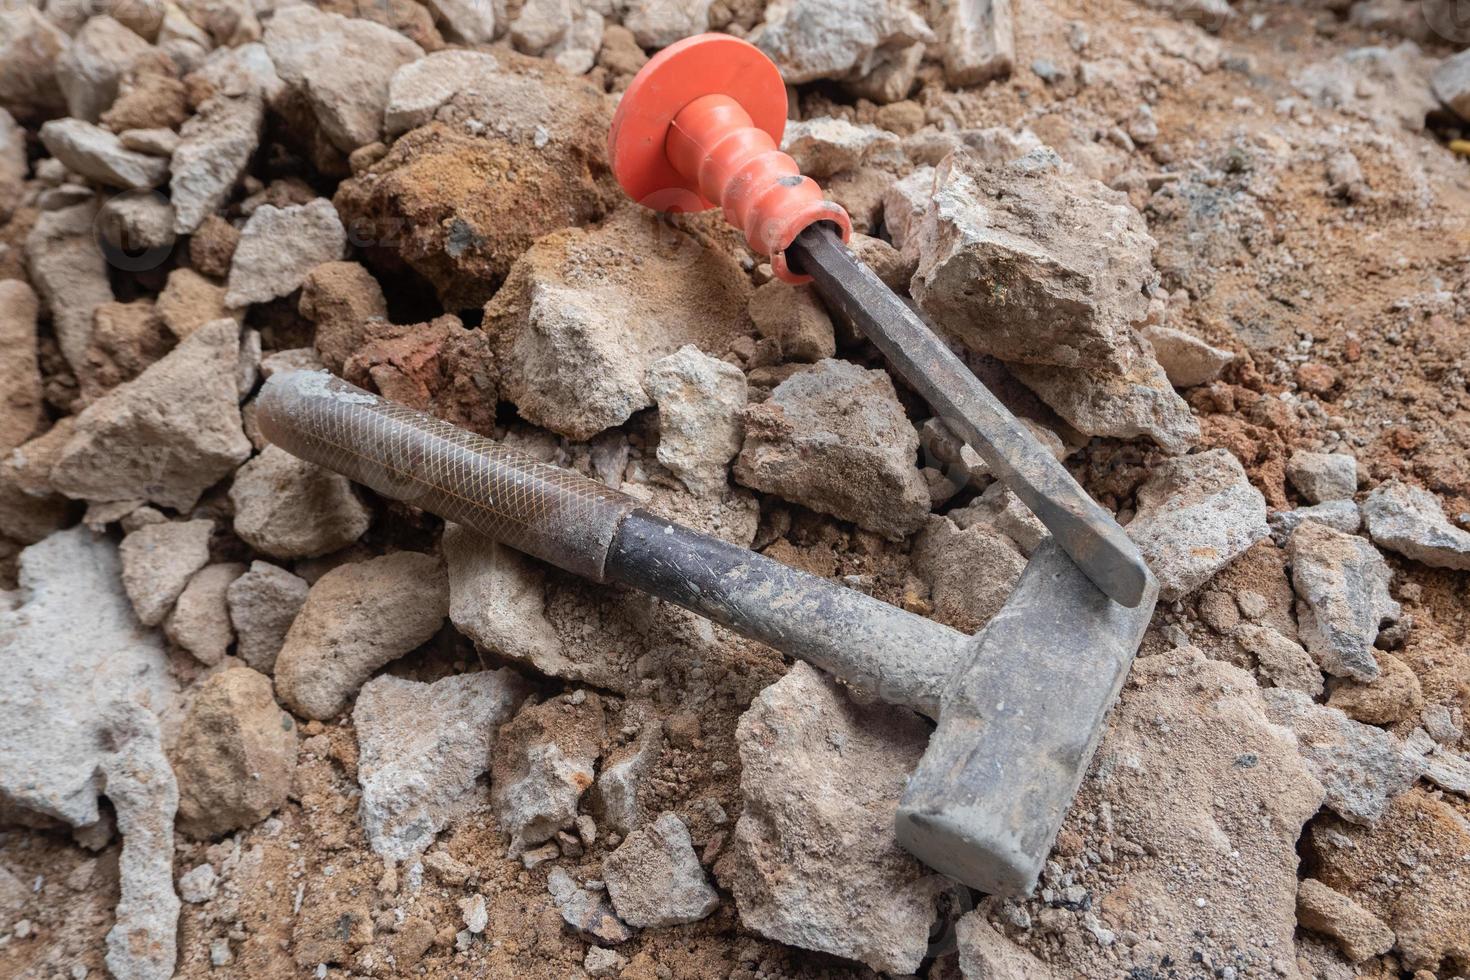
[607,33,851,284]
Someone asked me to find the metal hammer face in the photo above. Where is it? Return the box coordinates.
[257,372,1156,898]
[897,539,1157,896]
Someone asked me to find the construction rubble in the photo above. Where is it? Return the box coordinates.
[1,1,1469,979]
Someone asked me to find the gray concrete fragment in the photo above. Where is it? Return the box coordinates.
[1287,451,1359,504]
[1362,479,1470,570]
[1126,448,1268,600]
[1431,48,1470,121]
[425,0,497,43]
[49,318,252,511]
[592,710,663,837]
[24,200,113,378]
[274,552,449,720]
[226,561,309,674]
[1234,623,1323,696]
[622,0,711,48]
[751,0,934,85]
[1262,688,1422,825]
[1269,499,1361,544]
[1140,324,1233,388]
[913,515,1026,632]
[491,693,606,856]
[644,345,746,496]
[603,812,719,928]
[0,528,175,828]
[353,670,531,861]
[0,8,69,119]
[165,562,245,665]
[56,15,153,123]
[119,519,214,627]
[229,444,371,559]
[169,92,264,234]
[1288,521,1400,682]
[547,868,634,944]
[225,200,349,308]
[955,912,1055,979]
[780,117,902,178]
[938,0,1015,87]
[39,118,169,189]
[723,662,943,975]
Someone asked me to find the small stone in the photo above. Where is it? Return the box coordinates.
[1197,590,1240,633]
[170,92,264,234]
[780,117,902,178]
[751,0,934,86]
[1431,48,1470,121]
[119,519,214,627]
[1287,451,1359,504]
[492,693,606,856]
[520,842,560,869]
[1362,480,1470,570]
[1262,688,1423,825]
[1296,878,1394,962]
[722,663,941,974]
[119,128,180,157]
[177,863,218,904]
[1234,624,1323,696]
[747,280,836,363]
[955,912,1055,977]
[165,562,246,666]
[38,119,168,190]
[229,444,371,560]
[190,216,241,278]
[275,552,449,720]
[264,5,424,152]
[226,561,309,674]
[546,868,634,945]
[1126,449,1268,601]
[77,300,173,401]
[460,894,488,934]
[0,281,43,456]
[425,0,496,43]
[592,713,664,837]
[49,318,252,511]
[583,946,628,978]
[24,201,114,379]
[172,667,298,838]
[1140,325,1233,388]
[913,516,1026,633]
[225,200,349,308]
[209,938,232,966]
[0,8,69,119]
[938,0,1015,87]
[56,16,154,123]
[734,358,931,539]
[156,268,233,342]
[603,812,719,928]
[353,670,531,861]
[1268,499,1362,543]
[643,345,747,495]
[1289,521,1400,682]
[622,0,711,48]
[298,261,389,374]
[1327,653,1423,726]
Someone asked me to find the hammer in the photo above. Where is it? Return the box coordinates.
[257,371,1157,895]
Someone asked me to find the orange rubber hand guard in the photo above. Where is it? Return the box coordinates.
[607,33,852,284]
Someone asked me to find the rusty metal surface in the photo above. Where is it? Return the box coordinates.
[788,223,1153,608]
[255,372,637,582]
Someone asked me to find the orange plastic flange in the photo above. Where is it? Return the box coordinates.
[607,33,852,284]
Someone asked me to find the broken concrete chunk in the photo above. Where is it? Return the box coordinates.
[622,0,711,48]
[747,280,836,363]
[1327,652,1423,726]
[50,318,252,511]
[1126,448,1268,601]
[780,117,902,178]
[491,693,606,857]
[1262,688,1422,825]
[722,662,942,975]
[383,49,501,138]
[274,552,450,720]
[165,562,246,666]
[1268,499,1361,543]
[1287,451,1359,504]
[0,280,43,456]
[547,868,635,945]
[226,561,308,674]
[913,516,1026,633]
[172,667,298,838]
[1140,325,1233,388]
[592,713,664,837]
[80,299,174,401]
[177,863,217,905]
[603,812,719,928]
[425,0,497,43]
[735,358,931,539]
[57,15,154,123]
[938,0,1015,87]
[119,518,214,627]
[487,208,752,440]
[354,670,531,861]
[644,345,747,496]
[263,4,424,152]
[169,93,265,235]
[225,200,349,308]
[24,200,113,379]
[912,149,1155,376]
[751,0,934,86]
[0,528,175,828]
[0,7,70,120]
[1289,520,1400,682]
[1234,623,1323,696]
[882,165,935,252]
[229,444,371,560]
[39,118,169,190]
[955,912,1055,979]
[1362,479,1470,570]
[100,707,180,980]
[443,526,575,680]
[1296,878,1395,962]
[1431,48,1470,121]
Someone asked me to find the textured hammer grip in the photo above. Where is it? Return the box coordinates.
[255,372,637,582]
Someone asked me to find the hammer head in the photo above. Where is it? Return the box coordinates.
[895,539,1158,896]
